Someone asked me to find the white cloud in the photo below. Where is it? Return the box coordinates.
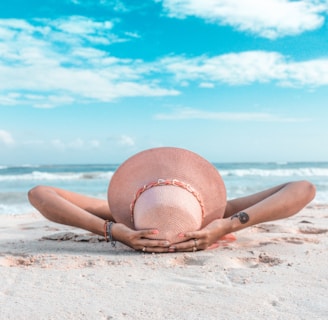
[47,16,116,45]
[70,0,130,12]
[160,51,328,88]
[199,82,215,88]
[52,16,113,34]
[51,139,65,150]
[281,58,328,87]
[90,140,101,148]
[22,139,45,146]
[0,15,327,109]
[0,93,21,106]
[51,138,102,150]
[118,135,135,146]
[69,138,85,148]
[0,130,15,145]
[0,92,76,108]
[124,31,141,39]
[154,107,309,122]
[0,17,179,108]
[160,0,328,39]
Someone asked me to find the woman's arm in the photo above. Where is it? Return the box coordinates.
[28,185,170,252]
[28,185,111,235]
[169,180,316,252]
[224,180,316,232]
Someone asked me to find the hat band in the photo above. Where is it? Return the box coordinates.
[130,178,205,223]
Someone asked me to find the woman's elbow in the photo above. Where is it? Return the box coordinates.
[297,180,316,204]
[28,185,48,207]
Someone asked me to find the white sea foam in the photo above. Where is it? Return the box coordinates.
[313,191,328,205]
[0,203,34,215]
[219,168,328,177]
[0,171,114,181]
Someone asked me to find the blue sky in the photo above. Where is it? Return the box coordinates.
[1,0,328,165]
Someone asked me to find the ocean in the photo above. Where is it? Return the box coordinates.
[0,162,327,215]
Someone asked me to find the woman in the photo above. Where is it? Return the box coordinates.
[28,147,316,253]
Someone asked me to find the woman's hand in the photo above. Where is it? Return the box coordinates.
[111,223,171,253]
[168,218,232,252]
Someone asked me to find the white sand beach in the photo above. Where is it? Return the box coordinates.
[1,207,327,320]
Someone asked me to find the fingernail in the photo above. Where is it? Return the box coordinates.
[152,230,159,234]
[178,233,185,238]
[163,241,170,246]
[168,246,176,252]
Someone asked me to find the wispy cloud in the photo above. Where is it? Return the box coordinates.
[1,15,328,109]
[70,0,151,13]
[106,134,136,148]
[160,0,328,39]
[0,17,179,108]
[118,135,135,147]
[154,107,310,122]
[51,138,101,150]
[0,130,15,145]
[160,51,328,88]
[70,0,130,12]
[46,15,116,44]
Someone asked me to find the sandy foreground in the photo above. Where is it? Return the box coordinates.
[0,207,327,320]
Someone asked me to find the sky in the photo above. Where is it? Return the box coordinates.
[1,0,328,165]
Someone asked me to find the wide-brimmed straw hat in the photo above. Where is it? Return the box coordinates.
[107,147,226,243]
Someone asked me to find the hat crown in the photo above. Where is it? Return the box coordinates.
[134,184,203,243]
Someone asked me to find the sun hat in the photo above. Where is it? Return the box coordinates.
[107,147,226,243]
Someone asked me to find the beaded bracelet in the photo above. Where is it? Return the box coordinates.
[104,220,109,242]
[104,220,117,248]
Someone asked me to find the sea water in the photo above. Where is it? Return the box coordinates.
[0,162,327,215]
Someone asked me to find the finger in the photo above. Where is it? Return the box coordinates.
[170,245,198,253]
[139,246,171,254]
[135,238,170,252]
[141,239,171,248]
[169,238,201,252]
[137,228,160,237]
[178,231,203,240]
[206,243,220,250]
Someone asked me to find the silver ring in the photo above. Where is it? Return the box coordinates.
[194,239,198,248]
[192,246,197,252]
[142,247,146,252]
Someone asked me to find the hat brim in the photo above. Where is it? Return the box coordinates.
[107,147,226,230]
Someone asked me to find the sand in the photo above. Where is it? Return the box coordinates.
[0,207,327,320]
